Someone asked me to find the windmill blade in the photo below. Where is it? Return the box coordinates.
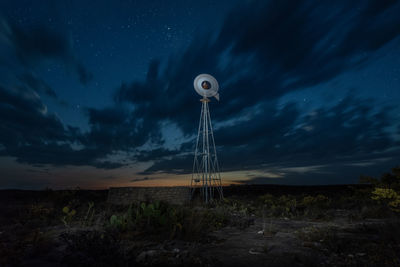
[193,74,219,99]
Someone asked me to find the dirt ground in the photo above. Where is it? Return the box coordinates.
[2,214,396,266]
[200,216,399,267]
[1,188,399,266]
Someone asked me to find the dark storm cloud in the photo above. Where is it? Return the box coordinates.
[142,95,399,175]
[115,0,400,129]
[133,148,181,162]
[218,0,400,91]
[0,85,67,146]
[131,177,151,182]
[1,0,400,176]
[18,72,57,98]
[81,105,163,153]
[5,142,123,169]
[0,17,92,85]
[0,80,146,169]
[242,157,400,185]
[138,155,191,175]
[108,0,400,174]
[0,85,122,169]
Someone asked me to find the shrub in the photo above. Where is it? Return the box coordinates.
[301,194,329,208]
[82,202,95,226]
[258,194,276,207]
[107,201,229,240]
[61,206,76,227]
[28,203,54,224]
[371,188,400,212]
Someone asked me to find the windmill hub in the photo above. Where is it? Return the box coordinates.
[201,81,211,89]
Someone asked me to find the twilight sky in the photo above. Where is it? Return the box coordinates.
[0,0,400,189]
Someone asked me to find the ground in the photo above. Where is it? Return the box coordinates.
[0,184,399,267]
[202,216,399,267]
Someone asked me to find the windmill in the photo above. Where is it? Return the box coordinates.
[191,74,223,203]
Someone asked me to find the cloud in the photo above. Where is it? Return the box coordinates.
[133,148,181,162]
[130,177,151,182]
[138,155,192,175]
[107,0,400,150]
[0,85,67,147]
[18,72,57,98]
[0,0,400,179]
[0,16,92,85]
[111,0,400,176]
[81,105,163,154]
[241,157,400,185]
[142,95,399,175]
[0,84,122,169]
[114,0,400,131]
[3,137,125,170]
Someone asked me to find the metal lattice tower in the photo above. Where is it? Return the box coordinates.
[191,97,223,203]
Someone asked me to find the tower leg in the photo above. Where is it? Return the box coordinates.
[191,98,223,203]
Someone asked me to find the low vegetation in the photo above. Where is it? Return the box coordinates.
[0,166,399,266]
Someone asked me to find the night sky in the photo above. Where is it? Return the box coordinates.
[1,0,400,189]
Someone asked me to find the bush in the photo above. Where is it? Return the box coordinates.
[371,188,400,212]
[258,194,299,218]
[107,201,229,240]
[61,206,76,227]
[258,193,333,219]
[363,166,400,213]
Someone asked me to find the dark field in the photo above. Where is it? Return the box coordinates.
[1,176,400,267]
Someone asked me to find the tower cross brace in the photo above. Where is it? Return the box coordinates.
[191,97,223,203]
